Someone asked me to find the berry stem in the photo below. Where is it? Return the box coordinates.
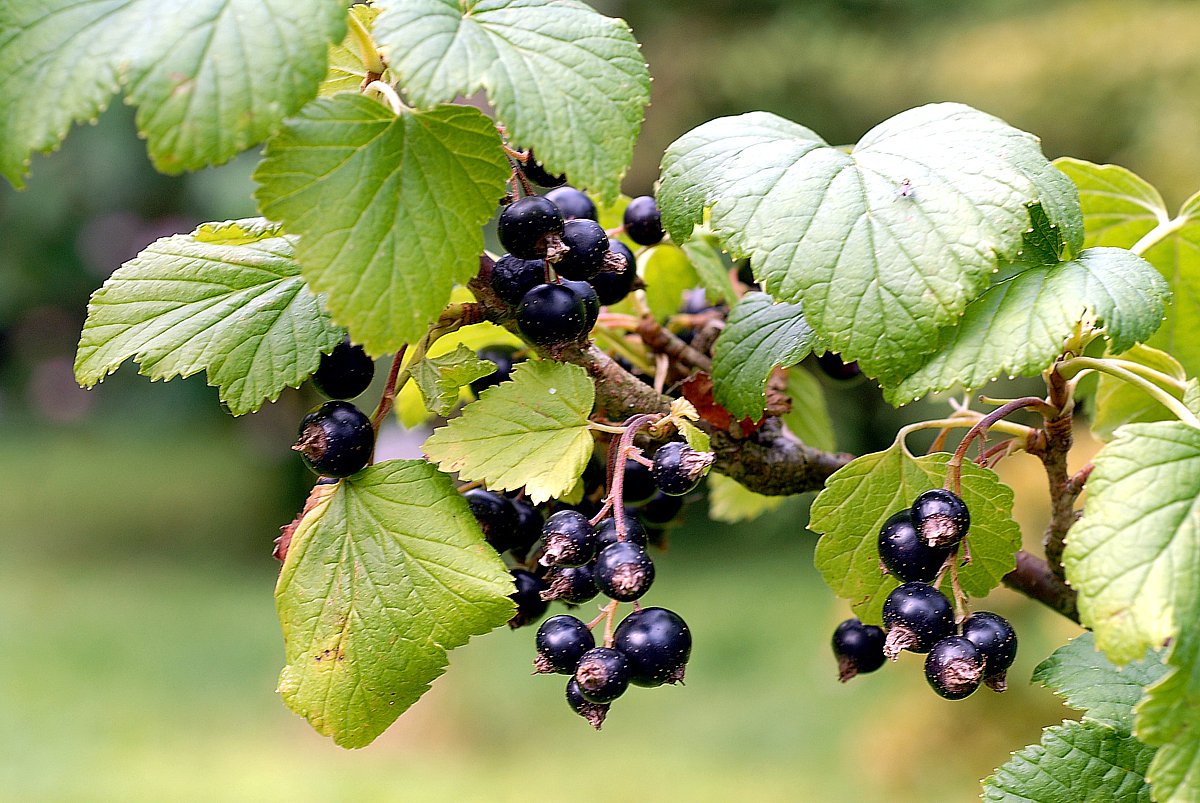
[369,344,408,433]
[948,553,969,623]
[607,413,663,541]
[506,156,535,198]
[945,397,1054,494]
[602,599,619,647]
[627,451,655,469]
[653,353,670,394]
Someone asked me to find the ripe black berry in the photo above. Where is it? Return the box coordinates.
[924,636,985,700]
[816,352,862,380]
[881,582,955,660]
[911,489,970,548]
[312,337,375,399]
[620,457,657,503]
[293,401,373,477]
[613,607,692,687]
[574,647,631,703]
[490,254,546,306]
[566,676,609,730]
[561,279,599,331]
[545,186,597,221]
[877,509,951,583]
[508,569,549,628]
[593,515,649,549]
[510,499,544,559]
[464,488,520,553]
[522,150,566,187]
[555,219,609,281]
[498,196,564,259]
[623,195,664,246]
[540,509,597,567]
[534,614,595,674]
[540,564,599,605]
[470,346,519,396]
[961,611,1018,691]
[594,541,655,601]
[636,491,684,525]
[516,283,589,347]
[652,442,713,497]
[592,241,637,305]
[832,618,887,682]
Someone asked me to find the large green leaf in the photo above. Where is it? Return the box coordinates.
[423,360,595,504]
[254,96,510,355]
[657,104,1082,381]
[1055,158,1166,249]
[375,0,649,201]
[711,292,818,420]
[809,446,1021,623]
[74,218,342,415]
[275,460,514,748]
[884,247,1169,405]
[0,0,344,186]
[1092,344,1189,441]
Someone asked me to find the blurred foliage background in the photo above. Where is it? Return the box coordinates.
[0,0,1195,799]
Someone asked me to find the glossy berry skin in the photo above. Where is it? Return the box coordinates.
[878,509,951,583]
[540,509,597,567]
[911,488,971,548]
[593,515,649,549]
[924,636,985,700]
[508,569,549,629]
[470,346,518,397]
[312,338,375,399]
[620,457,657,503]
[882,582,955,658]
[613,607,691,687]
[545,186,597,221]
[509,499,544,559]
[555,219,609,281]
[623,195,664,246]
[522,151,565,187]
[592,241,638,305]
[516,283,589,346]
[637,491,684,525]
[541,564,599,605]
[294,401,374,477]
[560,279,599,331]
[574,647,631,703]
[490,254,546,306]
[961,611,1018,685]
[535,614,595,674]
[498,196,564,259]
[594,541,655,601]
[565,676,609,730]
[832,618,887,682]
[652,442,712,497]
[464,488,520,553]
[816,352,862,381]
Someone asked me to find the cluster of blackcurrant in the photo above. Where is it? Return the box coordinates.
[292,338,377,477]
[831,489,1017,700]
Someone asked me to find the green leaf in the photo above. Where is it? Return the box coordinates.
[254,97,510,355]
[320,5,381,97]
[74,218,342,415]
[809,445,1021,623]
[642,244,700,321]
[706,473,787,524]
[982,720,1155,803]
[275,460,514,748]
[0,0,345,186]
[1138,627,1200,801]
[658,104,1083,381]
[884,247,1170,404]
[1055,157,1166,249]
[1092,344,1189,441]
[1143,195,1200,381]
[411,344,496,417]
[375,0,649,201]
[681,234,738,305]
[423,360,595,504]
[678,419,711,453]
[711,292,818,420]
[1032,632,1167,732]
[782,368,836,452]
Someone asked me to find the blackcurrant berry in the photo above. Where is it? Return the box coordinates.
[924,636,985,700]
[816,352,862,380]
[510,499,544,559]
[545,186,597,221]
[652,442,713,497]
[594,541,655,601]
[498,196,564,259]
[623,195,664,246]
[961,611,1018,691]
[620,457,657,503]
[636,491,684,525]
[881,582,955,660]
[470,346,519,396]
[508,569,550,629]
[592,241,638,306]
[540,564,599,605]
[516,283,589,347]
[293,401,373,477]
[490,254,546,306]
[565,676,609,730]
[522,150,566,187]
[911,488,970,548]
[560,279,599,331]
[877,509,951,583]
[312,337,375,399]
[534,614,595,674]
[574,647,631,703]
[613,607,692,687]
[593,513,649,550]
[832,618,887,682]
[555,219,609,281]
[540,509,597,567]
[464,488,520,553]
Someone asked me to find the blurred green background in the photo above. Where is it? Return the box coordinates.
[1,0,1194,799]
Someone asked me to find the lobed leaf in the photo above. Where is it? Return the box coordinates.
[410,344,497,417]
